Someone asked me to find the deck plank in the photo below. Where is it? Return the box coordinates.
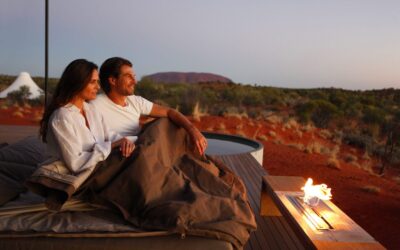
[222,154,282,250]
[215,153,305,250]
[240,154,305,250]
[0,125,38,144]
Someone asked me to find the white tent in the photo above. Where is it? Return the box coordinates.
[0,72,43,99]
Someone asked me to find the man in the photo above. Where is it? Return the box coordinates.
[92,57,207,155]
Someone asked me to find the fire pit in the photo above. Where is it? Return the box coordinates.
[260,176,385,249]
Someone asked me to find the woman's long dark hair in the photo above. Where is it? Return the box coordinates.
[40,59,98,142]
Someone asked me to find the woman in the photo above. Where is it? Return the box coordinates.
[39,59,135,174]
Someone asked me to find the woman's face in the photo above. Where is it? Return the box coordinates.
[78,69,100,101]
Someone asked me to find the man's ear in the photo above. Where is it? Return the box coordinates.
[108,76,117,87]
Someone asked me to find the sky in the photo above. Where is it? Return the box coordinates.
[1,0,400,90]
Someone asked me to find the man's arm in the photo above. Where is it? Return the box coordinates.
[148,104,208,155]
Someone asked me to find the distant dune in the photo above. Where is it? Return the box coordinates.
[142,72,233,84]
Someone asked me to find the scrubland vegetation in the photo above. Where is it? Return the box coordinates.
[1,74,399,171]
[135,79,400,171]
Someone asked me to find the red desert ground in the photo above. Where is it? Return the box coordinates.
[1,105,400,249]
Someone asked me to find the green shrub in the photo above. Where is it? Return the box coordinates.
[362,106,385,124]
[6,86,31,105]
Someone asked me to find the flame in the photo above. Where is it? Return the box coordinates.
[301,178,332,206]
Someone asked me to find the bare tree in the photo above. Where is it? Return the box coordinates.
[380,120,400,175]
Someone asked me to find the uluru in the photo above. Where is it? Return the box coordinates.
[142,72,233,84]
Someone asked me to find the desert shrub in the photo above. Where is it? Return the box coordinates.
[179,86,202,115]
[266,115,282,124]
[235,123,244,130]
[257,135,268,141]
[332,130,343,144]
[344,154,358,163]
[246,108,261,119]
[217,123,226,132]
[362,150,371,160]
[360,95,377,106]
[327,157,341,169]
[135,78,163,101]
[319,146,332,155]
[362,124,381,139]
[294,129,303,138]
[0,102,8,109]
[220,87,244,106]
[192,102,202,121]
[33,76,58,94]
[7,86,31,105]
[304,142,328,154]
[329,91,347,109]
[242,89,264,106]
[222,106,243,118]
[310,100,339,128]
[296,100,339,127]
[12,111,24,118]
[283,118,299,130]
[319,129,332,140]
[260,87,284,105]
[361,186,381,194]
[300,123,314,132]
[362,106,385,125]
[199,88,218,107]
[287,143,305,151]
[344,101,364,118]
[295,101,316,124]
[309,89,329,100]
[257,110,275,120]
[235,130,247,137]
[343,133,374,150]
[28,94,45,106]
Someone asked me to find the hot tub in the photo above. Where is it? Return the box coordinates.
[203,132,264,165]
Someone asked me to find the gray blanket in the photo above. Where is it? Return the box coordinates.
[27,118,257,249]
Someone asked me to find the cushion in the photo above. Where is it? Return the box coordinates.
[0,136,47,166]
[0,160,36,206]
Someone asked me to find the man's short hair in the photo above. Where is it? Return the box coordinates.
[99,57,133,94]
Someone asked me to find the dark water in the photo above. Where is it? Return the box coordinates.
[205,138,256,155]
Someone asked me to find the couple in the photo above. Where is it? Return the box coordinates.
[40,57,207,173]
[33,58,256,248]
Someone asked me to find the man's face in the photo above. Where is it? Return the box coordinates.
[112,65,137,96]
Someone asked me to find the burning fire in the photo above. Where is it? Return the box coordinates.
[301,178,332,206]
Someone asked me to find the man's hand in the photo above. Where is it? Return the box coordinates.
[190,127,208,156]
[148,105,208,155]
[112,137,135,157]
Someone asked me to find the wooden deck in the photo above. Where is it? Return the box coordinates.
[215,154,305,250]
[261,176,385,250]
[0,125,39,144]
[0,125,306,250]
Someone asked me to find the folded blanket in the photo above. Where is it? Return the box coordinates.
[27,118,257,249]
[26,160,94,210]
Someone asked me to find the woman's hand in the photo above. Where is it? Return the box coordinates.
[112,137,135,157]
[190,128,208,156]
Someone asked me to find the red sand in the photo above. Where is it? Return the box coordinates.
[1,108,399,249]
[192,115,400,249]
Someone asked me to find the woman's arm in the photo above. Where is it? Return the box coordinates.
[111,137,135,157]
[50,118,111,173]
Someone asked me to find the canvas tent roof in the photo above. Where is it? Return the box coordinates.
[0,72,43,99]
